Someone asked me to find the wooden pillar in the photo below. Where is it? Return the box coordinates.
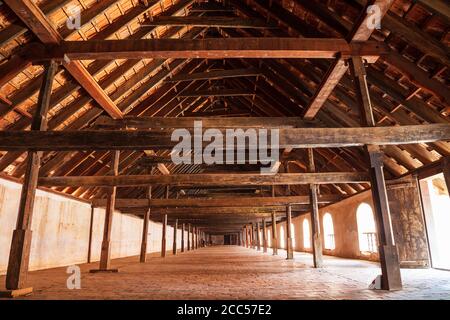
[262,219,268,253]
[286,205,294,260]
[256,222,261,251]
[87,205,95,263]
[161,214,167,257]
[187,224,191,251]
[140,168,152,263]
[192,226,196,250]
[181,223,185,252]
[271,212,278,255]
[4,61,58,295]
[443,157,450,194]
[173,219,178,255]
[90,150,120,273]
[367,145,403,290]
[308,149,323,268]
[251,223,255,249]
[196,228,199,249]
[351,56,402,290]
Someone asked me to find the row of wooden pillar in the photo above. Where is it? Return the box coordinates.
[0,59,206,296]
[241,204,297,261]
[2,56,430,296]
[240,56,405,290]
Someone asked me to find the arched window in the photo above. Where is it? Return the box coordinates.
[280,225,285,248]
[290,223,296,249]
[356,203,378,253]
[323,213,335,250]
[267,229,271,247]
[303,219,311,249]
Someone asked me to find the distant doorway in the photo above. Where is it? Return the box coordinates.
[420,173,450,270]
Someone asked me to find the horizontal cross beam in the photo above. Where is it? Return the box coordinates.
[38,172,370,187]
[142,17,277,28]
[28,38,389,60]
[93,116,317,129]
[164,68,260,82]
[1,124,448,151]
[92,195,341,208]
[178,89,253,97]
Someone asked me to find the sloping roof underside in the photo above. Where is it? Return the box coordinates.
[0,0,448,211]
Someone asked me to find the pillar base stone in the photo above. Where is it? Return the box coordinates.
[0,287,33,298]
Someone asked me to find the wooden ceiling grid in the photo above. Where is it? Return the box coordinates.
[0,0,448,232]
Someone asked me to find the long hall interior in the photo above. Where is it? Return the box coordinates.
[0,0,449,300]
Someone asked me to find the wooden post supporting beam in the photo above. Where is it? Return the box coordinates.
[256,221,261,251]
[181,223,185,253]
[90,151,120,273]
[173,219,178,255]
[367,146,402,290]
[351,55,402,290]
[262,219,268,253]
[251,223,255,249]
[87,205,95,264]
[192,226,196,250]
[286,205,294,260]
[139,169,152,263]
[161,214,167,258]
[308,149,323,268]
[271,212,278,256]
[3,60,58,296]
[187,224,191,251]
[443,157,450,194]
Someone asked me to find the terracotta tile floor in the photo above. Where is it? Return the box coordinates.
[1,246,449,300]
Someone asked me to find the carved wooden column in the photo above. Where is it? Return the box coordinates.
[286,205,294,260]
[271,212,278,255]
[173,219,178,255]
[3,61,58,296]
[262,219,268,253]
[351,56,402,290]
[91,150,120,273]
[161,214,167,257]
[308,149,323,268]
[140,167,153,263]
[181,223,185,253]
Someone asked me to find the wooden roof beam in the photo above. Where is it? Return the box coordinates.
[92,195,341,208]
[93,116,317,129]
[165,68,261,82]
[32,38,389,60]
[38,172,371,187]
[1,124,449,151]
[302,0,394,120]
[142,16,277,28]
[4,0,123,119]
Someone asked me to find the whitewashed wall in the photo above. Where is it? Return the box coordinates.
[0,177,191,275]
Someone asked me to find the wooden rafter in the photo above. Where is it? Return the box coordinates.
[4,0,123,119]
